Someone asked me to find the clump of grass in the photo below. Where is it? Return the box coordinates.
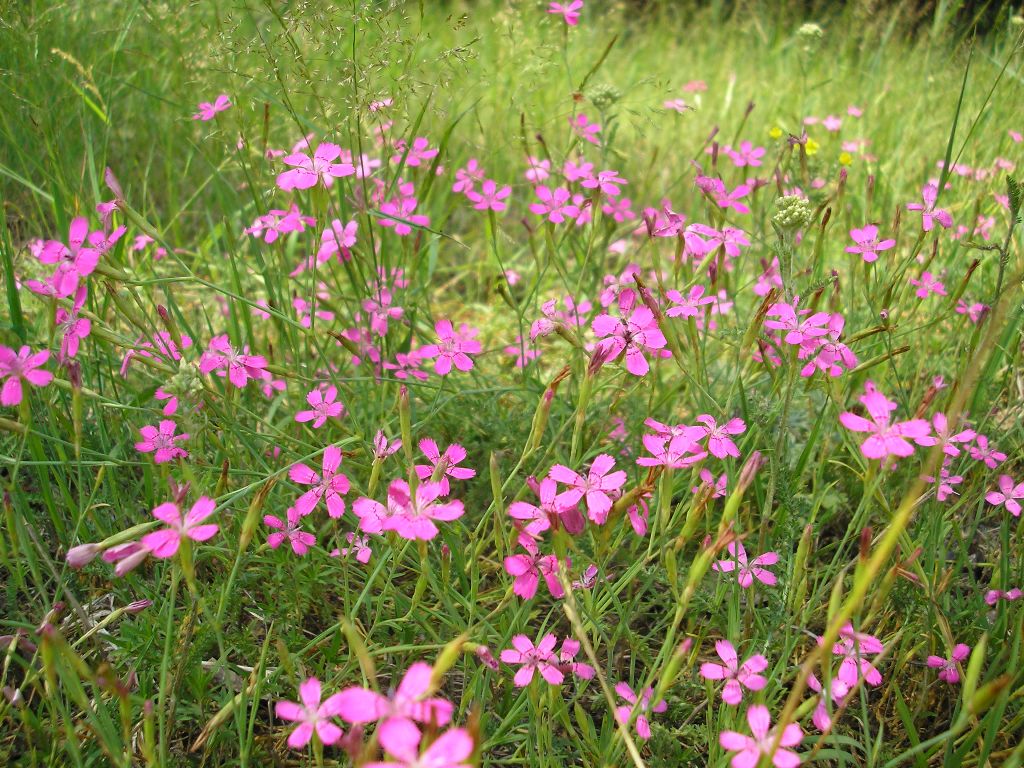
[1,1,1023,766]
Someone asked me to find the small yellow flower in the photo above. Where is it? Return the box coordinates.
[768,126,783,140]
[839,151,853,166]
[805,138,820,156]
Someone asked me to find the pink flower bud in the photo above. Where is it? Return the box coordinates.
[66,543,100,569]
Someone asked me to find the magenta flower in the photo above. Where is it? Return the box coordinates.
[909,271,947,299]
[290,445,350,518]
[295,386,345,429]
[765,301,831,346]
[592,306,667,377]
[274,677,345,749]
[141,497,218,558]
[614,682,667,740]
[373,430,403,460]
[828,623,884,687]
[335,531,372,564]
[695,415,746,459]
[354,479,464,540]
[558,638,595,679]
[715,183,752,214]
[466,179,511,211]
[712,542,778,588]
[507,477,564,537]
[986,475,1024,517]
[365,719,472,768]
[970,435,1006,468]
[906,184,953,231]
[453,159,485,193]
[335,662,453,729]
[569,113,601,144]
[799,314,857,378]
[845,224,895,263]
[985,588,1022,605]
[244,204,315,243]
[549,454,626,525]
[529,185,579,223]
[665,285,715,318]
[391,136,438,167]
[379,195,430,235]
[315,219,358,264]
[728,141,766,167]
[199,335,269,388]
[414,439,476,495]
[55,285,91,362]
[192,94,231,121]
[548,0,583,25]
[28,217,115,298]
[503,534,564,600]
[0,346,53,406]
[699,640,769,705]
[636,433,707,468]
[264,507,316,555]
[839,382,932,460]
[927,644,970,684]
[419,319,482,375]
[500,633,563,686]
[276,143,355,191]
[916,413,974,456]
[581,169,627,196]
[135,420,189,463]
[719,705,802,768]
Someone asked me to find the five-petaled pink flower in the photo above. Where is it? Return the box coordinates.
[636,433,707,468]
[135,420,189,463]
[906,184,953,231]
[277,143,355,190]
[712,541,778,588]
[0,346,53,406]
[569,113,601,144]
[529,185,579,223]
[699,640,768,705]
[501,633,563,686]
[828,623,884,687]
[549,454,627,525]
[192,94,231,121]
[290,445,351,518]
[354,479,464,540]
[295,386,345,428]
[264,507,316,555]
[927,643,970,684]
[335,662,454,730]
[665,285,715,318]
[839,382,931,460]
[55,286,91,362]
[141,497,218,558]
[909,271,946,299]
[414,439,476,495]
[986,475,1024,517]
[614,682,667,740]
[199,335,269,388]
[419,319,482,375]
[592,306,668,377]
[845,224,895,263]
[364,719,472,768]
[275,677,346,749]
[696,415,746,459]
[466,179,511,211]
[503,534,564,600]
[548,0,583,26]
[719,705,803,768]
[970,434,1006,468]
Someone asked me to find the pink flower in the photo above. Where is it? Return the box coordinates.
[500,633,563,686]
[295,386,345,429]
[315,219,359,264]
[28,217,123,299]
[135,420,189,463]
[274,677,346,749]
[581,169,627,196]
[453,159,485,194]
[503,534,564,600]
[466,179,511,211]
[336,532,372,564]
[373,430,402,460]
[728,141,766,167]
[335,662,453,729]
[548,0,583,26]
[55,286,92,362]
[264,507,316,555]
[276,143,355,190]
[665,285,715,318]
[909,271,946,299]
[569,113,601,145]
[636,433,707,468]
[712,541,778,588]
[0,346,53,406]
[828,623,884,687]
[614,682,666,740]
[529,185,579,223]
[806,674,850,732]
[244,205,315,243]
[986,475,1024,517]
[695,415,746,459]
[927,644,970,684]
[141,497,218,558]
[799,314,857,378]
[290,445,351,518]
[192,94,231,121]
[414,439,476,494]
[714,183,752,214]
[699,640,768,705]
[906,184,953,231]
[839,382,932,460]
[524,156,550,183]
[765,301,831,346]
[354,479,464,540]
[719,705,802,768]
[199,335,268,388]
[985,588,1022,605]
[970,434,1006,468]
[364,719,472,768]
[392,136,438,167]
[419,319,482,375]
[558,638,595,679]
[845,225,895,263]
[507,477,572,537]
[549,454,626,525]
[592,306,667,377]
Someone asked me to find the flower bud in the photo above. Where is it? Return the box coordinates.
[66,543,100,569]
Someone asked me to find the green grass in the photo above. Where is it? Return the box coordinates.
[1,1,1023,766]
